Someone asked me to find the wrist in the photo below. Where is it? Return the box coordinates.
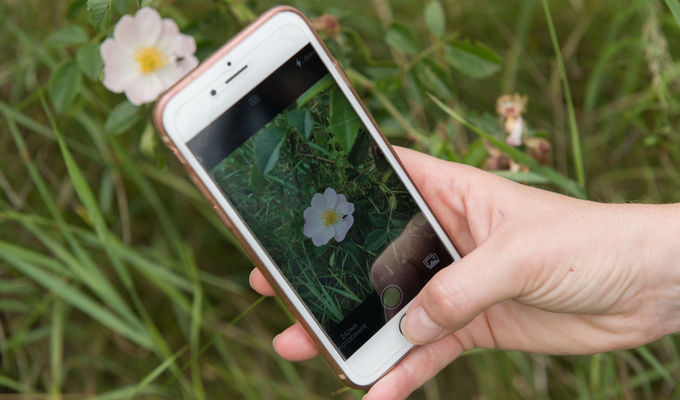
[636,203,680,337]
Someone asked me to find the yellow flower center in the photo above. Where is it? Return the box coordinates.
[321,209,340,227]
[135,46,167,74]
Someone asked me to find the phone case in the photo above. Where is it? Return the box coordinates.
[153,5,451,388]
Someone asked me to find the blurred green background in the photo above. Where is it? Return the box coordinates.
[1,0,680,398]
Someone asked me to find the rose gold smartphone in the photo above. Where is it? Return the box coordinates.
[153,6,461,388]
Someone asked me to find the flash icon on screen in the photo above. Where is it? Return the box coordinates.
[296,59,302,68]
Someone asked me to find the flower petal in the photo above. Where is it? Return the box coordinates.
[333,215,353,242]
[303,218,324,238]
[335,196,354,216]
[303,206,314,221]
[123,74,165,106]
[153,55,198,88]
[113,15,139,51]
[310,192,325,210]
[311,226,334,246]
[134,7,163,47]
[323,188,337,209]
[156,21,191,54]
[101,39,139,93]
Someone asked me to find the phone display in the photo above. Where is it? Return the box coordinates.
[186,44,454,358]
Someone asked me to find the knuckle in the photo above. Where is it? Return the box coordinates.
[423,274,468,327]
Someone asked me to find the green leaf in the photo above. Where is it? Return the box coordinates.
[67,0,88,19]
[105,101,140,135]
[249,164,264,193]
[405,72,424,109]
[664,0,680,28]
[138,122,156,158]
[329,88,360,154]
[445,39,502,79]
[87,0,111,32]
[388,195,397,211]
[46,25,89,47]
[463,138,487,167]
[385,22,419,55]
[254,125,285,174]
[76,42,104,80]
[364,230,388,252]
[49,61,82,114]
[303,110,313,140]
[288,109,314,141]
[347,129,372,167]
[365,62,400,80]
[424,1,445,37]
[416,58,454,100]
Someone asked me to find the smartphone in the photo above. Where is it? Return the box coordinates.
[153,6,461,387]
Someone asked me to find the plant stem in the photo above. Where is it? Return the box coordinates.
[541,0,586,189]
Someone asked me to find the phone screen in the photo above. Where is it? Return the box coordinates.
[187,44,454,359]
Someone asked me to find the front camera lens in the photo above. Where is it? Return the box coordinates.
[210,89,217,96]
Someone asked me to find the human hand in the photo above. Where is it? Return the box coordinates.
[249,147,680,399]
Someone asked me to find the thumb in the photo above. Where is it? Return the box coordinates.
[401,235,525,344]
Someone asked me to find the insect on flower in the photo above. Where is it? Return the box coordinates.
[100,7,199,106]
[496,93,528,147]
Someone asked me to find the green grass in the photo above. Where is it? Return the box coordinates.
[1,0,679,398]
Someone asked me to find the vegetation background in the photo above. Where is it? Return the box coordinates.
[1,0,679,398]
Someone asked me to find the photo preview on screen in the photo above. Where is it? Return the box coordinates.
[188,44,453,358]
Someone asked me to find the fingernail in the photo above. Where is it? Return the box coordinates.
[272,334,279,349]
[402,307,442,344]
[248,270,255,288]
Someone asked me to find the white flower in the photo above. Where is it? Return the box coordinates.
[100,7,198,106]
[303,188,354,247]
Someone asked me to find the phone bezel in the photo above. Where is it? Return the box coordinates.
[154,7,461,387]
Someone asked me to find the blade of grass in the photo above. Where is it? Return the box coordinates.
[5,116,143,330]
[87,385,167,400]
[181,295,267,373]
[492,170,551,184]
[584,38,639,112]
[345,68,430,144]
[36,93,196,392]
[122,348,187,400]
[1,255,151,347]
[4,293,53,354]
[38,91,133,290]
[664,0,680,27]
[0,374,31,392]
[49,298,65,399]
[1,209,194,293]
[635,346,674,386]
[19,221,144,327]
[427,93,586,198]
[184,245,206,400]
[541,0,585,189]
